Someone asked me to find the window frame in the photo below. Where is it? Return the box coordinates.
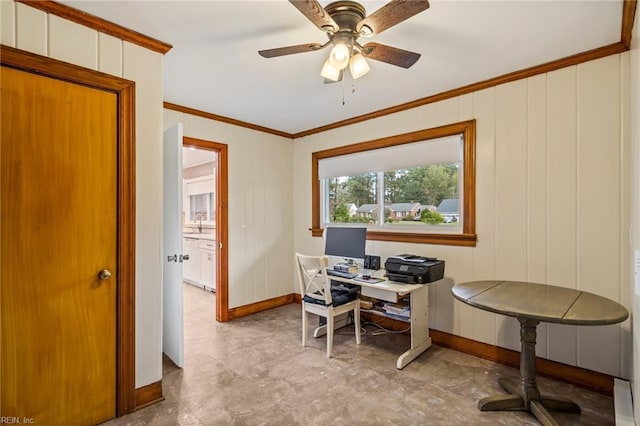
[310,120,477,246]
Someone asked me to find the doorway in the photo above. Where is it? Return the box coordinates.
[183,137,229,322]
[162,133,228,368]
[182,146,217,293]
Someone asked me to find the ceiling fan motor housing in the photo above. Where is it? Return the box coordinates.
[325,1,367,36]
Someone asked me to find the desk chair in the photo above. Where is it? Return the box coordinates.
[295,253,361,357]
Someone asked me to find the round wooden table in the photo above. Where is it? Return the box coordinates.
[451,280,628,426]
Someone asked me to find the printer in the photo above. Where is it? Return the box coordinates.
[385,254,445,284]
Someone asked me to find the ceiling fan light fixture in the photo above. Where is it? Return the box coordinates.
[349,53,370,79]
[320,59,342,81]
[328,41,351,70]
[261,0,429,84]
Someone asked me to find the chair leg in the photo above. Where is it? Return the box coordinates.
[327,315,334,357]
[301,305,307,347]
[354,307,361,345]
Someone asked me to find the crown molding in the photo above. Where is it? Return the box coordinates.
[621,0,638,48]
[163,102,294,139]
[15,0,172,54]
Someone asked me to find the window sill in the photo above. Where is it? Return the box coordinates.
[310,228,477,247]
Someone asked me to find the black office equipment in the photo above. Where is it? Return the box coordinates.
[324,226,367,261]
[326,269,357,279]
[385,254,445,284]
[364,254,381,270]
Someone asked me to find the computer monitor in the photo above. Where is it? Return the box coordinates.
[324,226,367,262]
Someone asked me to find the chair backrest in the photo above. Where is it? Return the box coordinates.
[295,253,332,306]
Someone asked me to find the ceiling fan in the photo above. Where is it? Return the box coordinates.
[258,0,430,82]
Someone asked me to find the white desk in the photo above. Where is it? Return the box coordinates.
[313,274,431,369]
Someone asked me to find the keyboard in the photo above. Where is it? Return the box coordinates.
[326,269,357,279]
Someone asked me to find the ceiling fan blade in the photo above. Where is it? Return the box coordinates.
[289,0,338,33]
[357,0,430,36]
[361,42,421,68]
[258,43,324,58]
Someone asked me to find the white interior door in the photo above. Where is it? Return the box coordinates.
[163,123,184,367]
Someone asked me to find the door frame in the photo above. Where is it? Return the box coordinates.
[183,136,229,322]
[1,45,136,416]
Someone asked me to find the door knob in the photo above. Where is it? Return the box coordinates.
[167,254,178,262]
[179,254,189,262]
[98,269,112,280]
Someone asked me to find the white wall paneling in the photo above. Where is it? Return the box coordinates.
[1,0,16,46]
[494,80,528,352]
[293,54,631,378]
[15,1,46,55]
[49,15,97,70]
[628,5,640,421]
[526,74,549,357]
[576,55,622,376]
[123,41,164,387]
[542,66,579,367]
[469,87,498,345]
[98,33,122,77]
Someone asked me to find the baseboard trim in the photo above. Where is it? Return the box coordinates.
[228,293,296,320]
[135,380,164,410]
[429,328,614,396]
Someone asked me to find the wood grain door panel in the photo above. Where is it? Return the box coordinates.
[1,66,117,424]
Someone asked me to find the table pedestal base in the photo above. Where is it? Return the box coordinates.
[479,378,580,426]
[478,318,581,426]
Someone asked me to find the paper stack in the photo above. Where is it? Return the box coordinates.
[383,302,410,320]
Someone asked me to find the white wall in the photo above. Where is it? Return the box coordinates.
[164,110,294,309]
[1,0,165,388]
[293,55,632,379]
[629,3,640,422]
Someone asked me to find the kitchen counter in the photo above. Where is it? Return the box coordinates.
[183,233,215,241]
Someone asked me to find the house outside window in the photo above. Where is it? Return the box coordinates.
[311,120,477,246]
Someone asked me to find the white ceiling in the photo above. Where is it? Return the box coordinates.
[182,146,216,168]
[62,0,624,134]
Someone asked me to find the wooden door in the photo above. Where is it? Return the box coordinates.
[1,66,117,424]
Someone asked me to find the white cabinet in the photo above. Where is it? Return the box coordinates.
[183,237,200,284]
[199,239,216,291]
[182,236,216,291]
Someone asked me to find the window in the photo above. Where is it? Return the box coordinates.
[184,175,215,224]
[189,192,214,222]
[311,120,476,246]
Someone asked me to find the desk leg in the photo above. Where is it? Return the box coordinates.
[396,284,431,369]
[478,318,580,426]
